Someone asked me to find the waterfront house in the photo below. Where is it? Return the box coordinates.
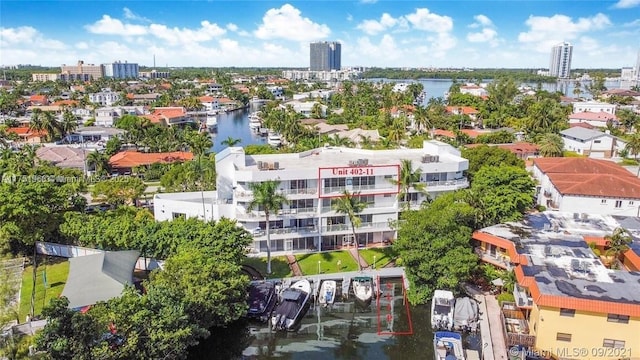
[532,157,640,216]
[142,107,192,127]
[154,140,469,254]
[568,111,619,128]
[572,101,616,115]
[109,150,193,174]
[472,212,640,359]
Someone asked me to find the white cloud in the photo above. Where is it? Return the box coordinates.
[85,15,148,35]
[148,21,226,45]
[469,14,493,28]
[613,0,640,8]
[254,4,330,41]
[405,8,453,33]
[75,42,89,50]
[0,26,66,50]
[347,14,353,22]
[226,23,238,32]
[623,19,640,27]
[467,28,498,43]
[518,13,611,52]
[123,7,150,22]
[356,13,398,35]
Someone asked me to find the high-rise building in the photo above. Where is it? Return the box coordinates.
[103,61,139,79]
[634,48,640,81]
[549,42,573,79]
[61,60,103,80]
[310,41,341,71]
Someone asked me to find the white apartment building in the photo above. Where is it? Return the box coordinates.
[560,127,624,158]
[94,106,146,127]
[549,42,573,79]
[282,100,327,118]
[89,88,121,107]
[572,101,617,114]
[154,141,469,254]
[32,73,60,82]
[103,61,139,79]
[460,84,488,97]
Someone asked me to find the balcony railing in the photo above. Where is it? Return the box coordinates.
[321,221,391,233]
[422,179,468,188]
[252,225,318,238]
[475,247,512,269]
[236,207,317,219]
[234,188,318,199]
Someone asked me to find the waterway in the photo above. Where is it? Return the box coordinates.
[207,78,622,154]
[192,278,482,360]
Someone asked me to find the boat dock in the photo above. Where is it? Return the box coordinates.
[270,267,407,288]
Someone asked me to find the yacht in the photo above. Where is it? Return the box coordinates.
[431,290,455,330]
[433,331,465,360]
[267,133,282,147]
[271,279,311,331]
[248,112,262,130]
[206,111,217,128]
[246,280,278,323]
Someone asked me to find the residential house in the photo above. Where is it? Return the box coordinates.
[465,142,540,160]
[94,106,146,127]
[5,127,47,144]
[65,126,126,144]
[472,212,640,359]
[532,157,640,215]
[142,107,192,127]
[568,111,619,128]
[199,96,220,112]
[282,100,327,118]
[89,88,121,107]
[29,95,49,106]
[36,146,91,171]
[445,106,480,121]
[572,101,617,114]
[560,127,624,158]
[460,84,488,98]
[109,150,193,174]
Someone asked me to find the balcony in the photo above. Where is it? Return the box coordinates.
[501,302,536,348]
[475,247,512,269]
[235,207,317,220]
[513,285,533,309]
[322,184,396,197]
[251,225,318,239]
[234,187,318,200]
[422,178,469,191]
[321,221,392,233]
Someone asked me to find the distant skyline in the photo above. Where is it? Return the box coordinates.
[1,0,639,69]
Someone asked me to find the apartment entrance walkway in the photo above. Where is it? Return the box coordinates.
[285,254,303,277]
[348,247,370,269]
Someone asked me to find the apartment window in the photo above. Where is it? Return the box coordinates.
[615,200,622,208]
[384,194,392,198]
[359,214,372,223]
[559,308,575,317]
[603,339,625,348]
[601,199,607,204]
[629,201,635,206]
[594,140,601,143]
[556,333,572,342]
[607,314,629,324]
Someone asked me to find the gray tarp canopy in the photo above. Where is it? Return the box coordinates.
[61,250,140,309]
[453,297,479,329]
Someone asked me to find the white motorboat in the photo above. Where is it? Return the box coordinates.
[270,279,311,331]
[432,289,455,330]
[453,297,479,332]
[318,280,337,307]
[206,112,217,128]
[248,112,262,129]
[434,331,465,360]
[267,133,282,147]
[352,276,375,305]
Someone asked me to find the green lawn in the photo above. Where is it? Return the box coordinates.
[19,258,69,322]
[296,251,358,275]
[359,247,398,269]
[243,256,292,279]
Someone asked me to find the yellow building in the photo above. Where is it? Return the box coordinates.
[32,73,60,82]
[473,212,640,360]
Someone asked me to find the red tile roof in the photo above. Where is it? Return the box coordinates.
[534,158,640,199]
[199,96,216,103]
[496,142,539,155]
[569,122,596,129]
[6,126,47,139]
[569,111,618,122]
[52,100,79,107]
[29,95,48,104]
[142,107,187,125]
[109,151,193,168]
[445,106,479,115]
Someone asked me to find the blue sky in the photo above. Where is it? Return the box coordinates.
[1,0,639,69]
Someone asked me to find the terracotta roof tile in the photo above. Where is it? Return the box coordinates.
[445,106,479,115]
[569,111,618,122]
[109,151,193,168]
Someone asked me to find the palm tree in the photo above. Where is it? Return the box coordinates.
[625,132,640,160]
[413,105,430,134]
[187,132,213,157]
[604,227,632,268]
[86,151,109,176]
[60,109,78,138]
[40,111,61,141]
[221,136,241,147]
[247,180,289,275]
[332,190,367,271]
[536,133,564,157]
[29,108,44,132]
[388,159,426,211]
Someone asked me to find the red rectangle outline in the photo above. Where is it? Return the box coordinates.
[317,164,400,199]
[376,274,413,336]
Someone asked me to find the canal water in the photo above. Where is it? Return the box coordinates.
[201,277,482,360]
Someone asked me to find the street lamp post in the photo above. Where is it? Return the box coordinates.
[373,255,376,270]
[318,261,321,275]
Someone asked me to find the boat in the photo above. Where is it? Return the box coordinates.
[246,280,278,322]
[206,112,217,128]
[271,279,311,331]
[352,276,375,305]
[453,297,479,332]
[248,112,262,130]
[318,280,337,307]
[267,133,282,147]
[433,331,465,360]
[432,290,455,330]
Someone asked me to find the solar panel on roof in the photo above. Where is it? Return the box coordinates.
[548,267,568,278]
[535,276,552,284]
[585,285,606,293]
[556,280,582,297]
